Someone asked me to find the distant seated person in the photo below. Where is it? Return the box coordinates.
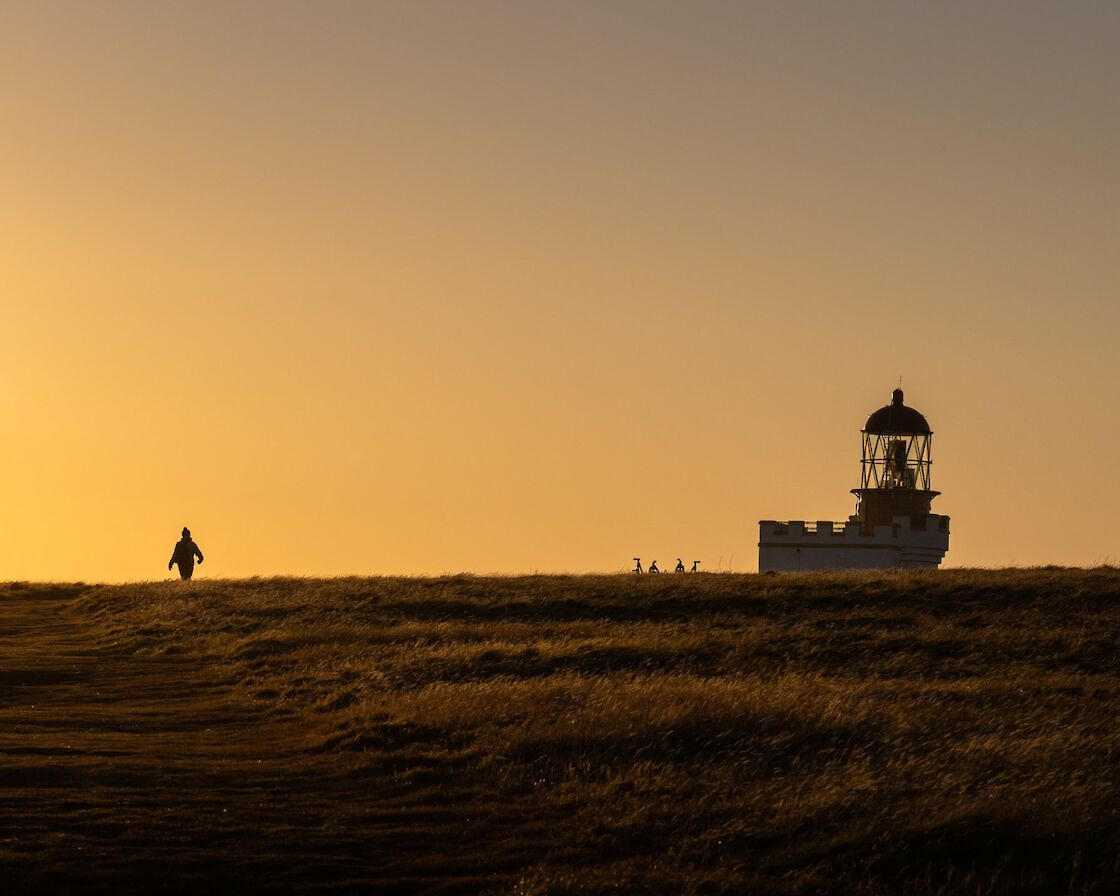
[674,559,685,573]
[648,560,660,574]
[169,527,204,580]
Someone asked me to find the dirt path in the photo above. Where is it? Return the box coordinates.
[0,589,528,894]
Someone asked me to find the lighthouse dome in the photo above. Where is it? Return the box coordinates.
[864,388,930,434]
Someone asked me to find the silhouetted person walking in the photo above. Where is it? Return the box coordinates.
[169,527,204,580]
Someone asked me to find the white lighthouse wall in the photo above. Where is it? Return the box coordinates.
[758,516,949,573]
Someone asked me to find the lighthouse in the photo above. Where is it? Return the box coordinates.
[758,388,950,572]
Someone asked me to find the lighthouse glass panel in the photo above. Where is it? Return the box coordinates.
[860,432,932,491]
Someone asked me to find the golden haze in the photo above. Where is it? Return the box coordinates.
[2,3,1118,580]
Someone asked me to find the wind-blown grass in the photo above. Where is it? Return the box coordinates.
[4,568,1119,893]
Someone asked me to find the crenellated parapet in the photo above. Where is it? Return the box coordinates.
[758,514,950,572]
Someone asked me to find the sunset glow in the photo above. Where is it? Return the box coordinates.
[3,1,1118,579]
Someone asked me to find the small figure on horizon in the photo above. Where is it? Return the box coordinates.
[633,557,643,574]
[674,559,685,573]
[169,527,204,580]
[691,560,701,573]
[648,560,660,574]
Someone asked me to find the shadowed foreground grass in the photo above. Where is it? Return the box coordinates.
[2,569,1119,893]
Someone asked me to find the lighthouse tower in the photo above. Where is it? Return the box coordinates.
[758,388,950,572]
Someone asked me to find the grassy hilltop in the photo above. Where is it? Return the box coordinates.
[2,569,1119,894]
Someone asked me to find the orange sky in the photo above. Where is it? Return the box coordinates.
[3,2,1118,580]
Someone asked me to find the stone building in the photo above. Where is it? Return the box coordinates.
[758,388,950,572]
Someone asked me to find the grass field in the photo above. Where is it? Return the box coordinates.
[2,569,1119,894]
